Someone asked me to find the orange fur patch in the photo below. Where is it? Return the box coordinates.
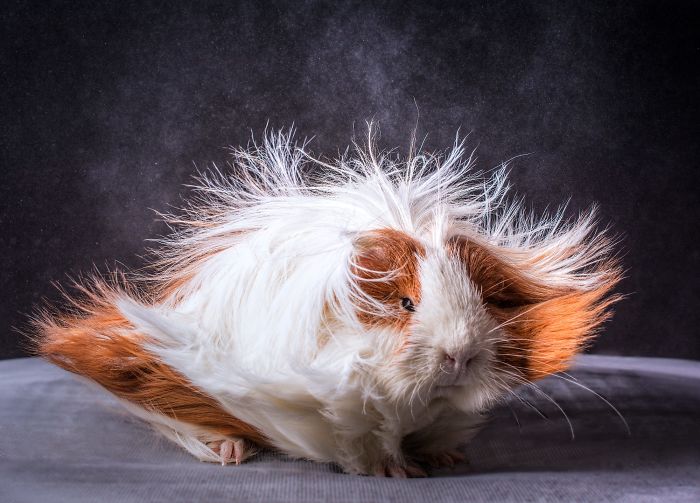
[503,284,619,379]
[352,229,425,330]
[448,237,621,381]
[33,281,268,446]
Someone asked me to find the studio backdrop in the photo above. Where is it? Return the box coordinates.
[1,0,698,359]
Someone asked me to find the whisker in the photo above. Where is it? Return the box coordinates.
[509,402,521,429]
[496,366,576,439]
[495,353,580,382]
[497,360,628,437]
[491,373,550,421]
[548,373,631,435]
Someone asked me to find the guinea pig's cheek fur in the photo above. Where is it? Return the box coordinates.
[407,257,473,391]
[351,228,425,332]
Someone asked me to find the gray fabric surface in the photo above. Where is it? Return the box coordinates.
[1,356,699,503]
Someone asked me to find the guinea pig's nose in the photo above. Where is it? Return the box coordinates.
[443,352,474,371]
[444,353,457,368]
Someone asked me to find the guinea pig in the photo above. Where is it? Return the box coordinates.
[32,128,621,477]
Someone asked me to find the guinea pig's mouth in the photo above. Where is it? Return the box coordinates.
[436,371,468,388]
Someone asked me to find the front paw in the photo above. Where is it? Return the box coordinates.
[206,438,255,466]
[417,449,467,469]
[373,458,428,478]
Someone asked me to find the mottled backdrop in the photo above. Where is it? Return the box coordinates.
[1,0,698,359]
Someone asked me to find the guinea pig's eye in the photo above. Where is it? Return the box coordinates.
[485,295,523,310]
[400,297,415,312]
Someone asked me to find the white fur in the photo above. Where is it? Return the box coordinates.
[112,127,613,473]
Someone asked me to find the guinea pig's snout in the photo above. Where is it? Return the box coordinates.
[441,350,475,373]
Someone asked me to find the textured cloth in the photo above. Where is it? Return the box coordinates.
[1,356,699,503]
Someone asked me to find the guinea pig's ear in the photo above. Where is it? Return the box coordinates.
[350,229,425,329]
[448,236,622,380]
[505,283,621,380]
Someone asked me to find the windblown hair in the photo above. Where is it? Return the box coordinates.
[33,128,621,476]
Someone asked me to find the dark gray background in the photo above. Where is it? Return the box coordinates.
[1,0,698,360]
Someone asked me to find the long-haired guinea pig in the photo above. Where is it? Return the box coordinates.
[32,128,621,477]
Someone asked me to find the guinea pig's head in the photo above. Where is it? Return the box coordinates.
[350,227,620,413]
